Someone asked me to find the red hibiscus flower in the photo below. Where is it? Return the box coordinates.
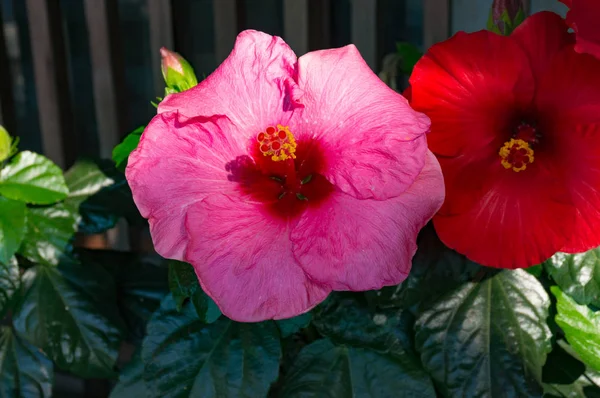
[560,0,600,60]
[408,12,600,268]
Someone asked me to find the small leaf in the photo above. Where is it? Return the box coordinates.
[545,250,600,307]
[0,196,27,264]
[276,312,312,338]
[542,342,586,384]
[18,204,78,266]
[141,295,281,398]
[13,262,125,378]
[191,289,221,324]
[76,161,143,234]
[0,151,69,204]
[0,326,53,398]
[415,270,552,397]
[552,286,600,372]
[112,127,144,172]
[110,350,147,398]
[278,338,436,397]
[167,260,198,311]
[526,263,543,278]
[168,260,220,322]
[0,257,19,317]
[64,159,115,211]
[396,42,423,75]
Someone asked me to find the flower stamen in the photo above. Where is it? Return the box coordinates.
[499,138,534,172]
[257,125,297,162]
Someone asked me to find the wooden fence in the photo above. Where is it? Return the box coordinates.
[0,0,452,172]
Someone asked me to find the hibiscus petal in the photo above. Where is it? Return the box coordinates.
[564,0,600,60]
[535,47,600,252]
[126,111,247,260]
[511,11,574,83]
[410,30,534,159]
[158,30,302,137]
[291,151,444,290]
[295,44,430,200]
[184,194,330,322]
[434,159,575,269]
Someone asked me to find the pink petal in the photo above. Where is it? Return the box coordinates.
[291,151,444,290]
[158,30,302,137]
[184,194,330,322]
[126,111,246,260]
[295,44,430,200]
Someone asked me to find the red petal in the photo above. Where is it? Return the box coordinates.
[511,12,574,83]
[434,161,575,269]
[535,47,600,252]
[410,30,534,159]
[565,0,600,60]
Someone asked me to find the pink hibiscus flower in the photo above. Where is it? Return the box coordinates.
[126,30,444,322]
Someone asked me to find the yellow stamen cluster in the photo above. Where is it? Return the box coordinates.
[257,124,297,162]
[499,138,534,172]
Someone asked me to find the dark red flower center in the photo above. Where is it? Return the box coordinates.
[498,122,538,172]
[225,125,334,219]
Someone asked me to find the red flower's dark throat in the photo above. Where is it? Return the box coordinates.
[498,120,540,173]
[225,125,334,219]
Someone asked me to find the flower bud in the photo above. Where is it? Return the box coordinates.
[160,47,198,94]
[488,0,526,35]
[0,126,12,162]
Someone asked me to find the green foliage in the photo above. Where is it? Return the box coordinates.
[396,42,423,75]
[0,151,69,205]
[278,338,435,397]
[113,126,144,172]
[553,286,600,372]
[168,260,221,323]
[0,326,53,398]
[546,250,600,307]
[0,197,26,264]
[12,262,125,378]
[0,257,18,318]
[111,295,282,398]
[415,270,552,397]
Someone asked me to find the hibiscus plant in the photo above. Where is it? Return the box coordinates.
[2,0,600,397]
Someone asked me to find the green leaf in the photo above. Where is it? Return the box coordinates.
[110,350,147,398]
[77,249,169,342]
[396,42,423,75]
[276,312,312,338]
[0,326,53,398]
[526,263,543,278]
[168,260,220,322]
[542,342,586,384]
[112,127,144,172]
[64,159,115,211]
[141,295,281,398]
[545,250,600,307]
[0,196,27,264]
[13,262,125,378]
[168,260,198,311]
[76,161,143,234]
[18,204,77,266]
[415,270,552,397]
[366,226,481,311]
[279,338,436,397]
[0,257,19,317]
[313,293,415,359]
[552,286,600,372]
[0,151,68,204]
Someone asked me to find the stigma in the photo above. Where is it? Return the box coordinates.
[257,125,297,162]
[499,138,534,172]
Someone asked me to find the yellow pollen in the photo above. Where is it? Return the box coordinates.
[499,138,534,172]
[257,125,297,162]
